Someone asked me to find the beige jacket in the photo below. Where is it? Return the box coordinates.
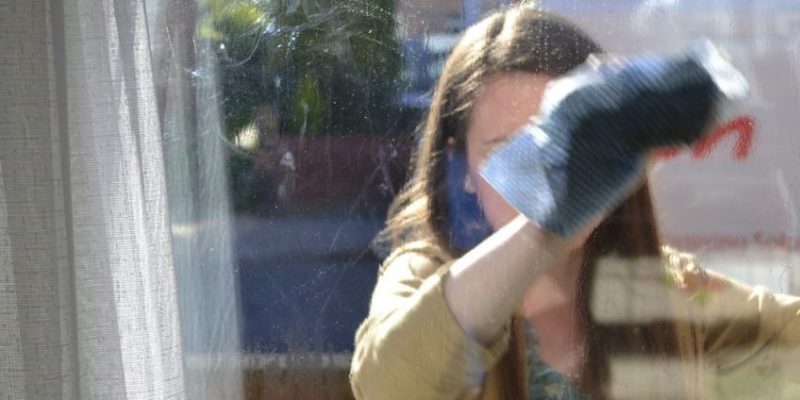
[350,244,800,399]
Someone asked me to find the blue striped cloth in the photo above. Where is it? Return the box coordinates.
[481,41,747,237]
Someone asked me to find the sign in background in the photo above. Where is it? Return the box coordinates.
[544,0,800,294]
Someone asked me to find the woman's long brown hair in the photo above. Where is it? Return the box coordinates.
[375,7,690,399]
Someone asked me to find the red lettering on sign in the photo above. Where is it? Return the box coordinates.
[655,115,755,160]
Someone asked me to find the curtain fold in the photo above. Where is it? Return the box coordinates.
[1,0,185,398]
[146,0,244,398]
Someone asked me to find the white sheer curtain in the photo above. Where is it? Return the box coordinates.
[0,0,186,398]
[147,0,244,399]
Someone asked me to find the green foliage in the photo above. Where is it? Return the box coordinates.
[198,0,267,41]
[198,0,402,139]
[288,74,326,136]
[196,0,401,213]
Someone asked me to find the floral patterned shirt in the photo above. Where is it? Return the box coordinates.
[524,320,587,400]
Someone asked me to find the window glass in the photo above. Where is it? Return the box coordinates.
[155,0,800,398]
[8,0,800,399]
[542,0,800,295]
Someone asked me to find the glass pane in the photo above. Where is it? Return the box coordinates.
[148,0,800,398]
[10,0,798,398]
[541,0,800,295]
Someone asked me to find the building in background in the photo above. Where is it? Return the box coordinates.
[394,0,515,110]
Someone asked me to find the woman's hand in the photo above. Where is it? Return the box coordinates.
[481,41,747,237]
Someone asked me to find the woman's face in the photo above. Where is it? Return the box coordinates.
[465,72,553,231]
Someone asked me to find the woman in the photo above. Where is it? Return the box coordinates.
[350,7,800,400]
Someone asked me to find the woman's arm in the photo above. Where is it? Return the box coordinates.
[665,250,800,396]
[350,215,571,399]
[443,214,571,344]
[698,270,800,383]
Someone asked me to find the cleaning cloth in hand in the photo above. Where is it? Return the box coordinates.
[480,40,748,237]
